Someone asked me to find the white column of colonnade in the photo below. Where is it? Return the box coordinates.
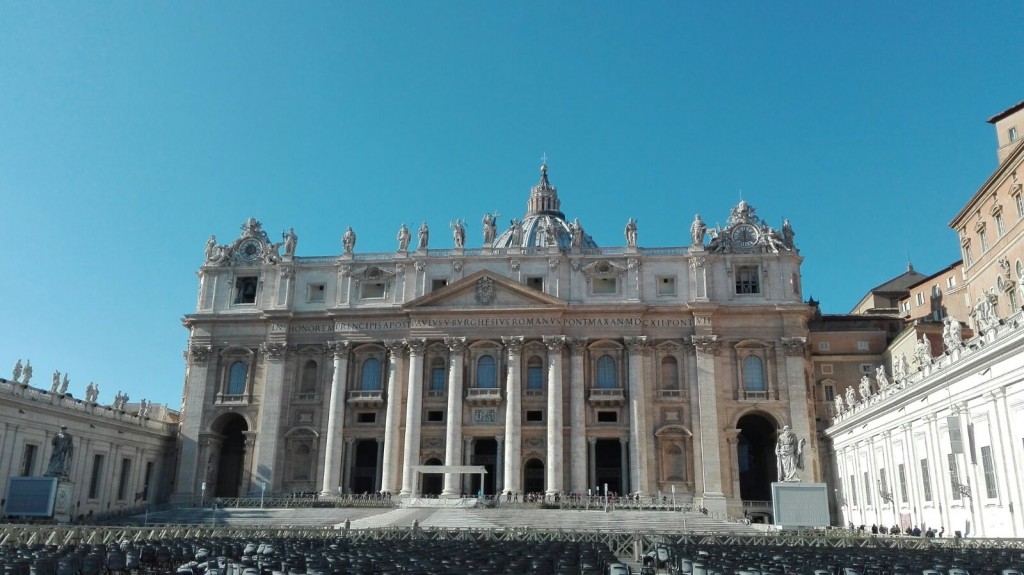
[380,340,406,494]
[442,337,467,497]
[501,336,524,497]
[544,336,565,497]
[400,339,426,496]
[625,336,650,496]
[568,338,588,493]
[320,340,351,495]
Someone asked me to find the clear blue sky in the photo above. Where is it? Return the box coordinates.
[2,2,1022,408]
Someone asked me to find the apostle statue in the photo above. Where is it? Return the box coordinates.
[624,218,638,247]
[775,425,805,482]
[12,359,22,383]
[913,334,933,368]
[834,394,845,415]
[341,227,356,254]
[45,426,74,479]
[942,315,963,353]
[876,365,890,390]
[845,385,857,408]
[417,221,429,250]
[690,214,707,246]
[396,223,411,251]
[509,218,523,246]
[450,219,466,248]
[59,374,69,395]
[21,361,32,385]
[282,228,298,257]
[482,212,500,246]
[859,375,873,401]
[781,219,795,249]
[51,370,61,393]
[570,218,584,248]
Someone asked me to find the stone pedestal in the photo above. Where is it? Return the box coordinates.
[53,480,73,524]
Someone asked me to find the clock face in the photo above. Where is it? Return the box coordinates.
[237,238,263,261]
[731,224,759,248]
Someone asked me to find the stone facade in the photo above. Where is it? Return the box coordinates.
[174,164,817,517]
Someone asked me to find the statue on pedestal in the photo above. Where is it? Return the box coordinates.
[775,425,805,482]
[45,426,73,479]
[59,374,69,395]
[482,212,500,246]
[859,375,873,401]
[450,219,466,248]
[690,214,707,246]
[845,385,857,408]
[342,227,356,254]
[624,218,638,247]
[51,370,61,393]
[876,365,890,390]
[943,315,963,353]
[282,228,298,257]
[417,221,429,250]
[396,223,411,251]
[913,334,933,368]
[21,361,32,385]
[12,359,22,383]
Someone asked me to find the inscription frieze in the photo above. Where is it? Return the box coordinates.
[274,315,697,334]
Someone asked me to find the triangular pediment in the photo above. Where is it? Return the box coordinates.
[405,270,566,310]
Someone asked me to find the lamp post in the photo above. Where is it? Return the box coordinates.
[261,481,267,508]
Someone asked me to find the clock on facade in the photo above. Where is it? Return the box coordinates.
[731,224,759,248]
[237,238,264,261]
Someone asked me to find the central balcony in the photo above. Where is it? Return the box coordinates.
[588,387,625,406]
[466,387,502,406]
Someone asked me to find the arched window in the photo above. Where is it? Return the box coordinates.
[227,361,247,395]
[743,356,766,392]
[597,355,617,388]
[527,356,544,390]
[361,358,382,391]
[477,355,496,388]
[300,360,318,395]
[660,356,679,390]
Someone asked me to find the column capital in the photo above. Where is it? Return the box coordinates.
[259,341,289,360]
[345,437,356,446]
[326,340,352,358]
[384,339,407,355]
[587,437,597,445]
[405,338,427,355]
[188,343,212,364]
[445,336,468,354]
[619,436,629,445]
[501,336,525,355]
[691,335,720,355]
[780,337,808,357]
[543,335,566,352]
[567,337,588,355]
[495,435,504,443]
[624,336,651,355]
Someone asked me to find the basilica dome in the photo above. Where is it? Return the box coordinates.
[492,163,597,249]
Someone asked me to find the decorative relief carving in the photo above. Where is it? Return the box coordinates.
[444,336,467,354]
[260,342,289,360]
[452,260,464,272]
[424,437,444,449]
[627,258,641,271]
[340,265,353,277]
[689,257,706,270]
[279,267,295,279]
[501,336,525,355]
[510,260,520,272]
[405,338,427,355]
[525,437,544,449]
[548,258,560,270]
[570,259,582,271]
[395,263,406,278]
[543,335,566,352]
[414,261,426,273]
[780,337,808,357]
[691,335,720,355]
[326,340,352,358]
[475,276,496,305]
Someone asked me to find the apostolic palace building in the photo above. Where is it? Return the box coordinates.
[173,162,815,517]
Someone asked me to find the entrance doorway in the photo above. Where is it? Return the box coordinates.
[737,413,778,501]
[468,438,497,495]
[523,458,544,494]
[212,414,247,497]
[351,439,379,495]
[594,439,624,495]
[421,458,443,496]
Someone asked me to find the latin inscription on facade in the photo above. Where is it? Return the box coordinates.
[274,316,697,334]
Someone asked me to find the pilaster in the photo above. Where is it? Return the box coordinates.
[252,341,288,490]
[691,334,725,513]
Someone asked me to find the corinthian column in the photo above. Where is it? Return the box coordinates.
[692,334,725,513]
[321,340,352,496]
[543,335,566,496]
[567,338,588,493]
[253,341,289,490]
[624,336,651,496]
[380,340,406,494]
[400,338,427,496]
[442,337,466,497]
[501,336,524,496]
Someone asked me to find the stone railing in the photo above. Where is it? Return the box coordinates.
[831,310,1023,424]
[0,380,177,432]
[296,245,693,263]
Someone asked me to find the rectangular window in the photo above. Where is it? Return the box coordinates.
[947,453,962,501]
[979,230,989,252]
[981,446,998,498]
[863,471,872,505]
[823,385,834,402]
[426,410,444,423]
[857,341,869,351]
[20,444,37,476]
[234,277,258,304]
[849,474,858,505]
[898,463,908,503]
[89,454,106,499]
[859,363,874,374]
[947,276,956,288]
[818,341,830,352]
[142,461,155,502]
[525,410,544,422]
[1011,290,1019,311]
[526,276,544,291]
[879,468,888,502]
[1010,126,1019,142]
[307,283,325,303]
[597,410,618,423]
[117,458,132,500]
[820,364,833,374]
[361,281,386,299]
[1016,194,1024,218]
[964,246,974,266]
[430,367,446,393]
[735,266,760,294]
[996,213,1006,236]
[356,412,376,424]
[592,277,617,294]
[920,459,933,502]
[915,292,925,306]
[656,276,677,296]
[902,301,911,313]
[526,366,544,391]
[431,278,448,292]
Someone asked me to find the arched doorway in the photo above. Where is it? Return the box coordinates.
[469,438,497,496]
[523,458,545,494]
[212,413,248,497]
[351,439,379,495]
[737,413,778,502]
[594,439,625,495]
[421,458,443,496]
